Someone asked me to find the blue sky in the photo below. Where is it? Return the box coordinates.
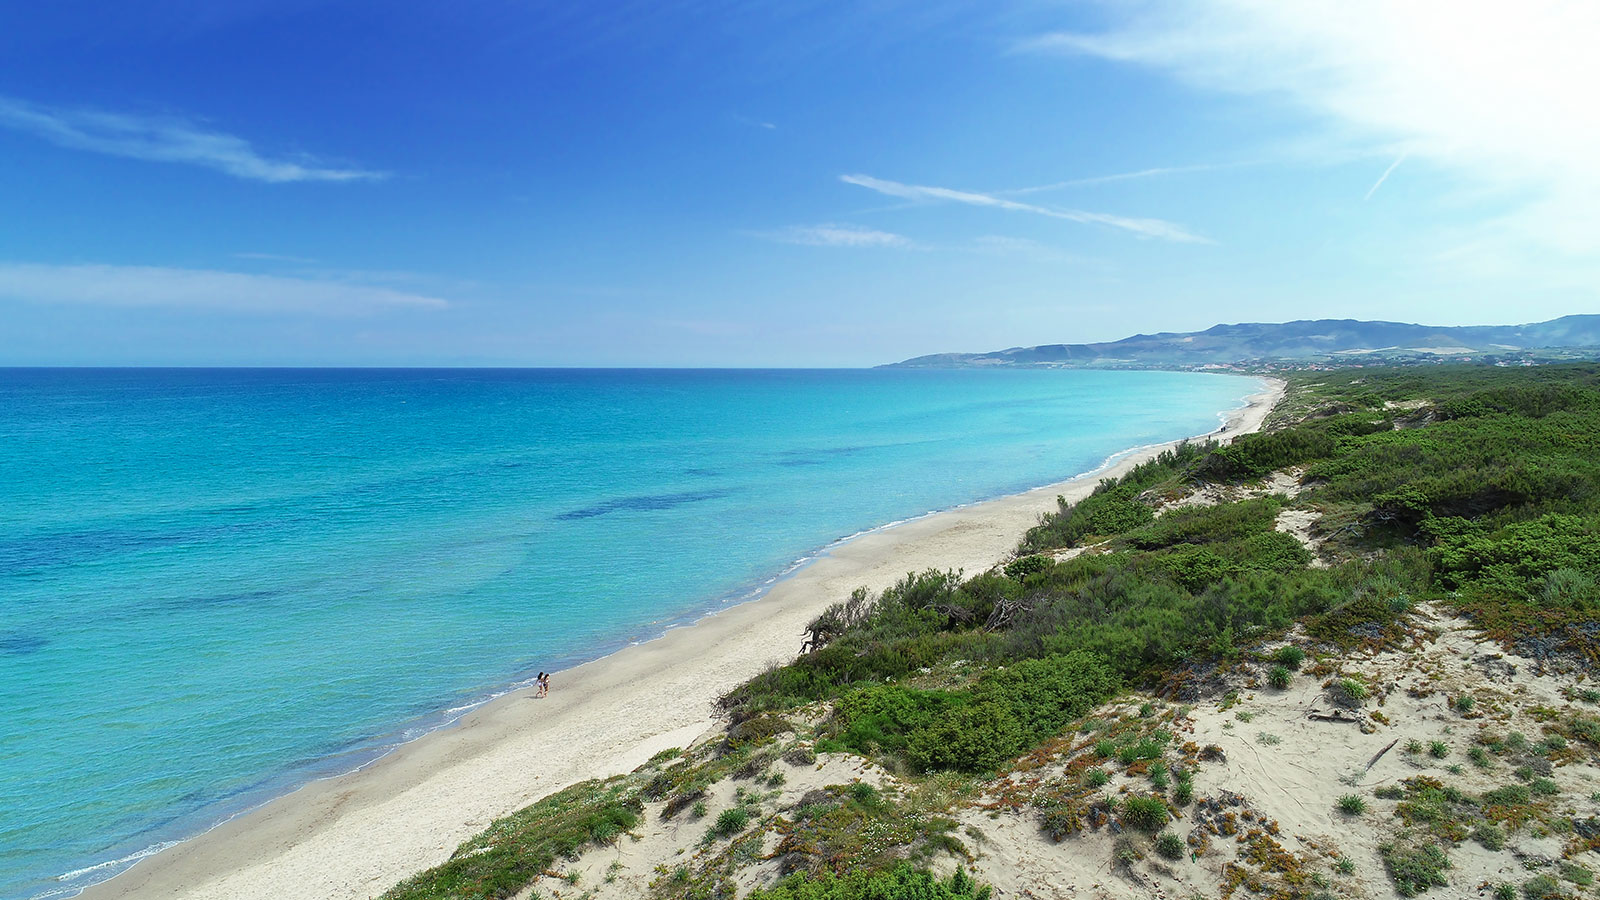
[0,1,1595,366]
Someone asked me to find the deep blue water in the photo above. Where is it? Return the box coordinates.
[0,367,1260,898]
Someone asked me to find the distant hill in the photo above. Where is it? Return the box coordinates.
[887,315,1600,369]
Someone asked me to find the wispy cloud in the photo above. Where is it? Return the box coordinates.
[840,174,1208,243]
[0,96,386,182]
[0,263,447,314]
[734,114,777,131]
[765,223,915,248]
[1363,151,1408,201]
[1004,163,1239,195]
[1019,1,1600,254]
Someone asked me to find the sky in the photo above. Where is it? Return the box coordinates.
[0,0,1596,366]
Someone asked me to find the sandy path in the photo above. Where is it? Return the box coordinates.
[79,378,1283,900]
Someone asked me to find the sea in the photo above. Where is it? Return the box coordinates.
[0,367,1261,899]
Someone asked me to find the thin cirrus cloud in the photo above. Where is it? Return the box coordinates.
[1018,1,1600,255]
[839,174,1209,244]
[0,263,448,315]
[1003,163,1247,196]
[0,96,386,183]
[767,223,916,248]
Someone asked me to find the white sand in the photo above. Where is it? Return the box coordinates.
[79,378,1284,900]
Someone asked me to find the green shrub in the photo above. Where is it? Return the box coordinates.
[1337,794,1367,815]
[1331,678,1369,708]
[1429,740,1450,759]
[1195,429,1337,481]
[1455,695,1475,714]
[1268,665,1293,690]
[1530,777,1559,796]
[905,702,1023,773]
[1004,554,1051,582]
[381,778,641,900]
[1335,857,1356,875]
[1522,874,1561,900]
[1469,747,1491,768]
[1482,784,1531,806]
[1493,884,1516,900]
[1120,795,1169,831]
[1085,768,1109,788]
[1022,482,1154,550]
[1116,735,1168,765]
[1149,762,1170,790]
[831,684,963,758]
[713,806,750,837]
[1154,831,1185,860]
[747,864,992,900]
[1473,823,1506,851]
[1381,842,1450,897]
[1275,645,1307,670]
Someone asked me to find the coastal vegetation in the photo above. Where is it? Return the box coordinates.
[386,362,1600,900]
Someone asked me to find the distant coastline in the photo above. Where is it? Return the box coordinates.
[76,377,1281,900]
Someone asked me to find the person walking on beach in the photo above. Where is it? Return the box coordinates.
[536,672,549,698]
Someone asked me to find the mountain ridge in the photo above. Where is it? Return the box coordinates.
[888,314,1600,369]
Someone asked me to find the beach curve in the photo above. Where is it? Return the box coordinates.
[77,377,1284,900]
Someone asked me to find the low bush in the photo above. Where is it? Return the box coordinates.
[1120,795,1169,831]
[1331,678,1369,708]
[1268,665,1293,690]
[381,778,641,900]
[713,806,751,837]
[747,864,992,900]
[1154,831,1185,860]
[1381,841,1450,897]
[905,702,1023,773]
[1338,794,1368,815]
[1522,875,1561,900]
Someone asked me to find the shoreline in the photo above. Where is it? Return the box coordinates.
[76,377,1284,900]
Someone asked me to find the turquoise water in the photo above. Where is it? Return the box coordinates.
[0,368,1259,899]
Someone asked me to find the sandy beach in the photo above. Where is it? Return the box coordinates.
[79,378,1283,900]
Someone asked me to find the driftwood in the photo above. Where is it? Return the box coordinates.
[1363,738,1399,774]
[985,596,1033,631]
[1307,709,1363,724]
[800,587,874,653]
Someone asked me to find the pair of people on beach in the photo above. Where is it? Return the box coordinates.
[535,671,550,698]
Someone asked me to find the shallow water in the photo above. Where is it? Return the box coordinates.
[0,367,1259,898]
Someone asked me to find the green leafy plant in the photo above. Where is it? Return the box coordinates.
[1337,794,1368,815]
[713,806,750,837]
[1120,795,1170,832]
[1380,842,1450,897]
[1274,645,1306,670]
